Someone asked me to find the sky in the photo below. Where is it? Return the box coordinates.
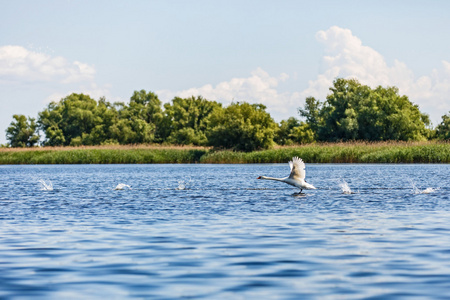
[1,0,449,144]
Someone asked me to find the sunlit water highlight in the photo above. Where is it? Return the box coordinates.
[0,163,449,299]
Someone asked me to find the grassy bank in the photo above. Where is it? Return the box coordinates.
[200,142,450,163]
[0,142,448,164]
[0,145,207,164]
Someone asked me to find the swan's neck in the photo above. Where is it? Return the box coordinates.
[260,176,286,182]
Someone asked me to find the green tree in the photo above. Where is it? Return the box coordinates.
[206,102,277,151]
[300,78,430,142]
[160,96,222,145]
[37,91,164,146]
[128,90,163,124]
[318,78,371,141]
[110,90,163,144]
[38,94,97,146]
[38,93,124,146]
[79,97,120,145]
[275,117,314,145]
[298,96,322,139]
[436,112,450,140]
[6,114,40,147]
[289,122,315,144]
[275,117,301,145]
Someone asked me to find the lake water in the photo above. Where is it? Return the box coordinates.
[0,163,449,299]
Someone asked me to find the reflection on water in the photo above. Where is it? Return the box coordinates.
[0,163,449,299]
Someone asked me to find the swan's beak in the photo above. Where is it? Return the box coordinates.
[257,176,261,179]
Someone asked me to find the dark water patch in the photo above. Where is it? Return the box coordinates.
[258,268,308,278]
[173,272,228,279]
[229,261,275,268]
[348,271,380,278]
[225,280,282,292]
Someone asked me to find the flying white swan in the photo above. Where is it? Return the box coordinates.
[257,157,316,193]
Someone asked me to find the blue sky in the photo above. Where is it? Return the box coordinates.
[1,0,449,143]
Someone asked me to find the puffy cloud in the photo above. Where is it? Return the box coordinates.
[0,45,95,84]
[303,26,399,97]
[137,26,450,125]
[44,83,116,104]
[158,68,295,120]
[302,26,450,125]
[157,26,450,125]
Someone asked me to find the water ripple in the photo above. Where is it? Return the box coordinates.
[0,164,449,299]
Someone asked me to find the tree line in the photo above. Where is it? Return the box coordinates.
[5,78,450,151]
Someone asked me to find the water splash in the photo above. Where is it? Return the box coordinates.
[420,187,439,194]
[38,179,53,191]
[413,185,439,194]
[410,180,438,194]
[176,177,192,190]
[338,179,353,194]
[114,183,132,190]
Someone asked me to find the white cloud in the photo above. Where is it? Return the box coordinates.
[44,83,117,104]
[156,26,450,125]
[136,26,450,125]
[157,68,296,120]
[301,26,450,125]
[0,45,95,84]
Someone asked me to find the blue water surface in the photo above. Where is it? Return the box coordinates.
[0,163,449,299]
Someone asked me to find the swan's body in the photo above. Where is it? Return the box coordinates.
[257,157,316,192]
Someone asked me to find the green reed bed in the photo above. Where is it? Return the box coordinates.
[0,142,448,164]
[0,148,207,164]
[200,142,450,164]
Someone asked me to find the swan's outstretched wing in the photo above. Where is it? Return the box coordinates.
[289,157,306,180]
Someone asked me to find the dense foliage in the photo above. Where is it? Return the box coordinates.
[4,78,448,150]
[299,78,431,142]
[159,96,221,146]
[6,115,40,147]
[274,117,315,145]
[436,112,450,140]
[206,102,277,151]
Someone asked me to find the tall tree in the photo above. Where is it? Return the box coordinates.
[38,93,99,146]
[206,102,277,151]
[436,112,450,140]
[6,115,40,147]
[80,97,119,145]
[299,78,430,142]
[160,96,222,145]
[111,90,163,144]
[275,117,314,145]
[298,97,322,139]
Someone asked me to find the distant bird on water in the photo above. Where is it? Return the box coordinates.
[257,157,316,193]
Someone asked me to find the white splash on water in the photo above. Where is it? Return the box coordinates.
[176,177,192,190]
[338,179,353,194]
[38,179,53,191]
[114,183,132,190]
[420,187,439,194]
[413,185,439,194]
[410,180,439,194]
